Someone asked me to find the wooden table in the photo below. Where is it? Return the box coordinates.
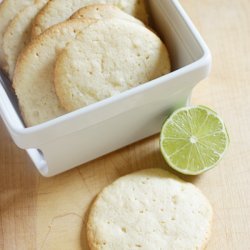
[1,0,250,249]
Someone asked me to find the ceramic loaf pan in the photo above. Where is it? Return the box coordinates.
[0,0,211,177]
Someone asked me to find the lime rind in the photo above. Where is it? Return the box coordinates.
[160,105,229,175]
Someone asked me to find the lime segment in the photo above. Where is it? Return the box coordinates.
[160,106,229,175]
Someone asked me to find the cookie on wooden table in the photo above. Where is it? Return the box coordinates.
[54,19,171,112]
[70,4,143,25]
[87,168,213,250]
[13,19,95,127]
[31,0,149,38]
[3,0,49,80]
[0,0,35,69]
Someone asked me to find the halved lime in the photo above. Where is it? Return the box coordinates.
[160,105,229,175]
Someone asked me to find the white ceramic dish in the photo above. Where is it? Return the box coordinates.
[0,0,211,177]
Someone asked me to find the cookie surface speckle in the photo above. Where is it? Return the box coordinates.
[87,168,213,250]
[54,19,170,111]
[2,0,48,79]
[70,3,143,25]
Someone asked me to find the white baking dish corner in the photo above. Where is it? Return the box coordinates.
[0,0,211,177]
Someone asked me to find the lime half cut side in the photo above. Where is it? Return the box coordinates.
[160,106,229,175]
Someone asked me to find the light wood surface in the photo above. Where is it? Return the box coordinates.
[1,0,250,249]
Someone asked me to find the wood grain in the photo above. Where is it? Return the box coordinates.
[1,0,250,249]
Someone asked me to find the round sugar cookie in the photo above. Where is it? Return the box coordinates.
[0,0,35,69]
[31,0,149,38]
[54,19,171,112]
[70,4,143,25]
[3,0,49,80]
[13,19,95,127]
[87,168,213,250]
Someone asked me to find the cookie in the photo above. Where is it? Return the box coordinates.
[13,19,95,127]
[54,19,170,111]
[87,168,213,250]
[0,0,35,69]
[2,0,49,79]
[70,4,143,25]
[31,0,148,38]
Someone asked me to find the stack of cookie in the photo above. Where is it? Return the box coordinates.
[0,0,171,127]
